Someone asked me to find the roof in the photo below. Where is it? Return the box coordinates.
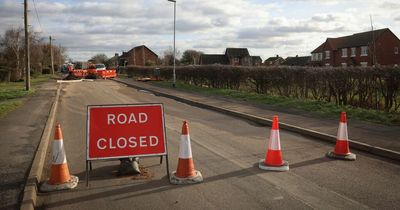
[200,54,229,65]
[251,56,262,61]
[225,48,250,57]
[265,56,283,62]
[122,45,159,58]
[311,28,390,53]
[282,56,311,66]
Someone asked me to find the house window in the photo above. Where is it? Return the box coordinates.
[233,58,239,63]
[395,47,399,55]
[360,62,368,67]
[351,48,356,57]
[325,51,330,59]
[361,46,368,56]
[341,63,347,67]
[342,48,347,57]
[319,53,323,61]
[325,63,330,66]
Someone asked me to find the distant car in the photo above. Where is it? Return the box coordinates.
[95,64,106,70]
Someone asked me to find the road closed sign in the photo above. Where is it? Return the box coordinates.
[87,104,167,160]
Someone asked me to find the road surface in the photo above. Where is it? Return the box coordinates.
[39,80,400,209]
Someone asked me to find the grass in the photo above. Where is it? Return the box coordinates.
[0,74,53,117]
[152,80,400,126]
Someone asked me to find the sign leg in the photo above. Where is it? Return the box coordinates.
[165,155,170,180]
[160,155,163,164]
[86,160,89,187]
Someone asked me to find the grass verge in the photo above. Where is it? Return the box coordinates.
[152,81,400,126]
[0,74,53,117]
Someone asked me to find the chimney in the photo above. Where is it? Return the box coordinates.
[276,55,279,57]
[296,55,298,57]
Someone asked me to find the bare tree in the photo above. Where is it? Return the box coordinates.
[162,46,180,66]
[180,49,203,65]
[0,28,24,81]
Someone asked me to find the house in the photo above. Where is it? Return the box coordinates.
[311,28,400,67]
[282,55,311,66]
[199,48,261,66]
[251,56,262,66]
[119,45,158,66]
[264,55,285,66]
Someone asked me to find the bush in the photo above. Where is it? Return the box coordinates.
[124,65,400,112]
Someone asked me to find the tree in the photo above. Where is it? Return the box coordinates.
[161,46,180,66]
[90,53,108,64]
[0,28,24,81]
[180,49,203,65]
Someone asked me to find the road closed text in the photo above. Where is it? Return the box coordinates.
[97,135,159,150]
[88,104,167,159]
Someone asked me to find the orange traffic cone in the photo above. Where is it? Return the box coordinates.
[170,121,203,185]
[259,116,289,171]
[327,112,356,160]
[40,124,79,192]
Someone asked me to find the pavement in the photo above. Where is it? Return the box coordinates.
[114,78,400,156]
[0,80,58,210]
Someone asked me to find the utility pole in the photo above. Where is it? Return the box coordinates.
[50,36,54,74]
[24,0,30,91]
[59,44,62,71]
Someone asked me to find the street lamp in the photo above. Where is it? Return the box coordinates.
[167,0,176,88]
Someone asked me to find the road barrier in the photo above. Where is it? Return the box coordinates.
[259,115,289,171]
[326,112,357,160]
[40,124,79,192]
[170,121,203,185]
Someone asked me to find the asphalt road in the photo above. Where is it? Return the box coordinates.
[0,81,57,210]
[39,80,400,209]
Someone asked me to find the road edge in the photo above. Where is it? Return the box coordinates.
[20,82,61,210]
[113,79,400,163]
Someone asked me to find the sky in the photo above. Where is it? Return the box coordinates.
[1,0,400,61]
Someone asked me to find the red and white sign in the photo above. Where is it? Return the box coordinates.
[87,104,167,160]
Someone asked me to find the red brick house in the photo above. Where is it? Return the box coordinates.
[119,45,158,66]
[311,28,400,67]
[199,48,261,66]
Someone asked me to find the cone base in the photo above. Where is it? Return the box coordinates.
[40,175,79,192]
[170,170,203,185]
[259,159,289,172]
[326,151,356,161]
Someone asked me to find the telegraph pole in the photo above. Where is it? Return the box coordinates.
[24,0,30,91]
[50,36,54,74]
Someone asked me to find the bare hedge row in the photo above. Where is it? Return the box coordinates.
[123,65,400,112]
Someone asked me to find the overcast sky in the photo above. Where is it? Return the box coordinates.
[1,0,400,61]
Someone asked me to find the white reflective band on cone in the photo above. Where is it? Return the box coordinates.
[52,140,67,164]
[336,122,348,141]
[179,135,193,158]
[268,130,281,150]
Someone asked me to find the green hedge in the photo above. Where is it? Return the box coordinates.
[123,65,400,112]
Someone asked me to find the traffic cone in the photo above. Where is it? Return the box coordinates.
[259,116,289,171]
[40,124,79,192]
[170,121,203,185]
[326,112,356,160]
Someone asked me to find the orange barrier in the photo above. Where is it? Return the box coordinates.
[170,121,203,185]
[326,112,356,160]
[259,115,289,171]
[70,69,117,79]
[40,124,79,192]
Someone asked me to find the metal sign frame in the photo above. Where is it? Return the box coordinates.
[85,103,169,186]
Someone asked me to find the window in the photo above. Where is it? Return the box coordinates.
[325,63,330,66]
[361,46,368,56]
[395,47,399,55]
[325,51,330,59]
[342,48,347,57]
[311,53,316,61]
[233,58,239,63]
[351,48,356,57]
[341,63,347,67]
[319,53,323,61]
[360,62,368,67]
